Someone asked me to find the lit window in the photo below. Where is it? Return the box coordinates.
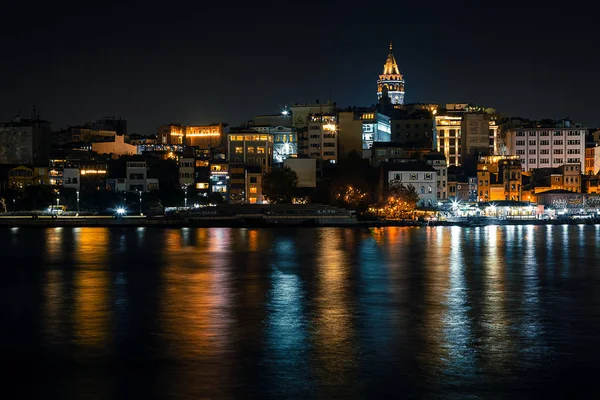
[249,186,257,194]
[235,147,243,154]
[248,147,255,153]
[196,183,209,189]
[257,147,265,154]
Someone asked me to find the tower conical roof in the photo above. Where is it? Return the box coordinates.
[383,41,400,75]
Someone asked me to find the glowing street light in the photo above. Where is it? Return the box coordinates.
[76,190,80,212]
[281,109,289,116]
[116,207,126,215]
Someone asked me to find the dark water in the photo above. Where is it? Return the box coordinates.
[2,225,600,399]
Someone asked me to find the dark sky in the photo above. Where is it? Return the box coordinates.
[1,0,598,133]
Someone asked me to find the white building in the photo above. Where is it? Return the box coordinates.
[126,160,148,192]
[504,123,586,172]
[424,153,448,201]
[62,168,80,190]
[384,161,438,207]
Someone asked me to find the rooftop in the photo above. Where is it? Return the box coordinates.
[383,161,436,172]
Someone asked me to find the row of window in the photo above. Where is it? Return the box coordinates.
[393,173,435,181]
[517,148,582,155]
[229,135,271,141]
[516,139,581,146]
[516,131,584,137]
[520,158,581,165]
[396,123,430,129]
[234,146,267,154]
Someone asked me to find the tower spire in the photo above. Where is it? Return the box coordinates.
[377,41,405,106]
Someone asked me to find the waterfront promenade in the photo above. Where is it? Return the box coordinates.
[1,214,598,228]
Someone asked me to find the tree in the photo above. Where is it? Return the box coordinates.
[262,166,299,203]
[0,198,6,213]
[328,151,376,207]
[333,184,369,210]
[385,179,420,219]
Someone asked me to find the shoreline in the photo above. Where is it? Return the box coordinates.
[1,216,598,228]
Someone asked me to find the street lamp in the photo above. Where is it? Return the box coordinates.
[76,190,80,212]
[139,190,142,215]
[184,196,188,208]
[13,198,16,212]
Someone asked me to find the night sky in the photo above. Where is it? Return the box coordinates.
[1,1,598,134]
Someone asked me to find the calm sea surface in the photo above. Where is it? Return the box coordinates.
[2,226,600,399]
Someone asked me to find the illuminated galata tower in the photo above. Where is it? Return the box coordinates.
[377,41,405,105]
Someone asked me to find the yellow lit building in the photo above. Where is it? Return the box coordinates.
[434,114,462,166]
[227,132,274,172]
[9,165,49,191]
[477,155,522,201]
[91,134,138,157]
[158,123,224,148]
[585,145,600,175]
[245,166,264,204]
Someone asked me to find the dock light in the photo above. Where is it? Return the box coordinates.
[117,207,126,215]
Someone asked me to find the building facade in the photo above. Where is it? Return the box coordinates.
[227,132,274,171]
[8,165,49,191]
[424,153,448,201]
[434,114,462,166]
[477,155,522,202]
[209,162,229,202]
[585,145,600,175]
[269,126,297,164]
[178,157,195,189]
[92,134,138,157]
[504,121,586,172]
[391,113,434,148]
[159,123,224,148]
[307,114,338,163]
[381,161,438,207]
[461,113,498,159]
[0,118,51,165]
[245,166,264,204]
[126,160,147,192]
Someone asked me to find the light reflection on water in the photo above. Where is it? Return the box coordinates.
[2,225,600,398]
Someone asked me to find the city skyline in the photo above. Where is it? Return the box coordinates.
[1,1,598,133]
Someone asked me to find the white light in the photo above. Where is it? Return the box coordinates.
[282,110,289,116]
[117,208,126,214]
